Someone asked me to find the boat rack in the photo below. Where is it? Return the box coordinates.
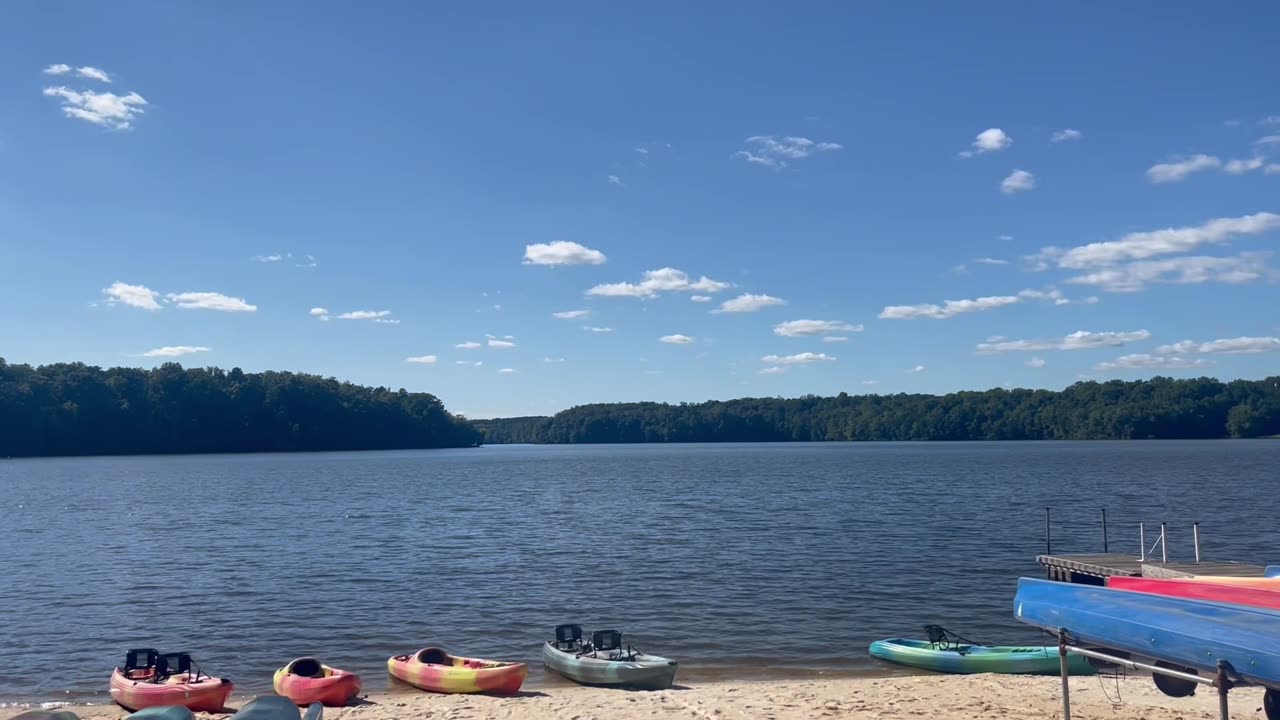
[1053,628,1237,720]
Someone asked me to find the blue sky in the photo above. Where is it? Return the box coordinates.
[1,2,1278,418]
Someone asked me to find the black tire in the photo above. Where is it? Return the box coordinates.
[1264,688,1280,720]
[1152,661,1198,698]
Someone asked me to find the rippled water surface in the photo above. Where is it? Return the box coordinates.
[2,441,1277,704]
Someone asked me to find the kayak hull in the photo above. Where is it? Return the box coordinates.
[109,667,233,712]
[273,658,362,707]
[1014,576,1280,689]
[388,648,526,694]
[542,641,678,690]
[1108,576,1280,610]
[868,638,1095,675]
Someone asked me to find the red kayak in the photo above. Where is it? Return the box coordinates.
[109,649,233,713]
[274,657,362,707]
[1107,576,1280,610]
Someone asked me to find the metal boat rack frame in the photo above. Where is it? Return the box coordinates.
[1054,628,1237,720]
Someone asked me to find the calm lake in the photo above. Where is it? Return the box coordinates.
[2,441,1276,705]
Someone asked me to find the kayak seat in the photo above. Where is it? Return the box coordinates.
[156,652,196,680]
[924,624,972,655]
[124,648,160,679]
[554,624,583,652]
[593,630,622,652]
[291,657,325,678]
[417,648,449,666]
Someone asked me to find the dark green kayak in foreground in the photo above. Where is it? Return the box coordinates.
[233,696,323,720]
[11,711,82,720]
[128,708,195,720]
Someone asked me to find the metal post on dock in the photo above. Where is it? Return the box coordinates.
[1139,523,1146,561]
[1101,508,1108,553]
[1194,522,1201,563]
[1045,507,1052,555]
[1161,522,1168,563]
[1057,629,1072,720]
[1216,661,1232,720]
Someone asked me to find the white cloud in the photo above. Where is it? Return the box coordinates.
[488,339,516,348]
[1146,154,1221,183]
[973,257,1009,265]
[552,310,592,319]
[1065,253,1275,292]
[1000,169,1036,194]
[690,295,713,303]
[976,330,1151,354]
[1223,157,1265,175]
[102,282,161,311]
[1254,135,1280,147]
[43,64,72,75]
[373,318,400,325]
[1263,117,1280,126]
[634,147,649,155]
[712,293,786,314]
[773,319,864,337]
[761,352,836,365]
[960,128,1013,157]
[880,294,1020,320]
[822,336,849,343]
[907,365,927,374]
[335,309,391,320]
[659,334,695,344]
[1055,213,1280,269]
[142,346,210,358]
[999,234,1015,241]
[498,368,517,374]
[1027,357,1047,368]
[733,135,842,168]
[861,380,879,386]
[456,341,481,349]
[587,267,730,298]
[523,241,607,266]
[1154,337,1280,355]
[607,175,623,186]
[42,86,146,130]
[1050,129,1083,143]
[758,366,786,375]
[252,254,283,263]
[543,357,566,363]
[406,355,438,364]
[1094,354,1213,372]
[583,326,613,333]
[309,307,330,321]
[166,292,257,312]
[74,66,112,83]
[455,360,483,367]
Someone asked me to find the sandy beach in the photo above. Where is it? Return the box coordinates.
[3,674,1267,720]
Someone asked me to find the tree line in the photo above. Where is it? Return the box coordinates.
[474,376,1280,443]
[0,359,481,457]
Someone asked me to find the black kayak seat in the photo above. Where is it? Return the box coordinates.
[593,630,622,653]
[128,707,196,720]
[234,695,302,720]
[289,658,325,678]
[124,648,160,673]
[554,624,582,651]
[416,648,449,665]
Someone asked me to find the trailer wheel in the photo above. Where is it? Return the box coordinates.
[1264,688,1279,720]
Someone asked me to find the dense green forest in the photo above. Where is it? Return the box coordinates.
[475,377,1280,443]
[0,359,481,457]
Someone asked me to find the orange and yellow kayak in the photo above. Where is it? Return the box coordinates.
[273,657,362,707]
[1179,575,1280,590]
[388,647,526,695]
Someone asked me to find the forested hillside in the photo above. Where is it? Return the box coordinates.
[475,377,1280,443]
[0,359,481,457]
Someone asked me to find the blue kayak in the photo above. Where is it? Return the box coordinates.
[1014,576,1280,689]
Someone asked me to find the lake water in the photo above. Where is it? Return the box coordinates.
[2,441,1277,705]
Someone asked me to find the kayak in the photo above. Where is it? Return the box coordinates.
[388,647,527,694]
[235,695,323,720]
[1177,575,1280,589]
[542,625,678,690]
[109,649,233,713]
[868,638,1095,675]
[126,709,195,720]
[11,712,82,720]
[273,657,362,706]
[1108,576,1280,610]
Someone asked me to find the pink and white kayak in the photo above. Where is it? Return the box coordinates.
[1108,576,1280,610]
[109,649,233,713]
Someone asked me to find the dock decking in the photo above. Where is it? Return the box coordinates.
[1038,553,1267,585]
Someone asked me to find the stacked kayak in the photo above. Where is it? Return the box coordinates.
[543,624,678,690]
[1107,576,1280,610]
[109,649,233,713]
[869,638,1094,675]
[1013,577,1280,689]
[388,647,527,694]
[273,657,361,706]
[11,712,83,720]
[128,709,196,720]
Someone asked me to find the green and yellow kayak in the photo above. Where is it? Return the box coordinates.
[869,638,1095,675]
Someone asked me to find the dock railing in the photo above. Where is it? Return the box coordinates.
[1046,508,1202,564]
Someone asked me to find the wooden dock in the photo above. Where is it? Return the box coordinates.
[1039,553,1267,585]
